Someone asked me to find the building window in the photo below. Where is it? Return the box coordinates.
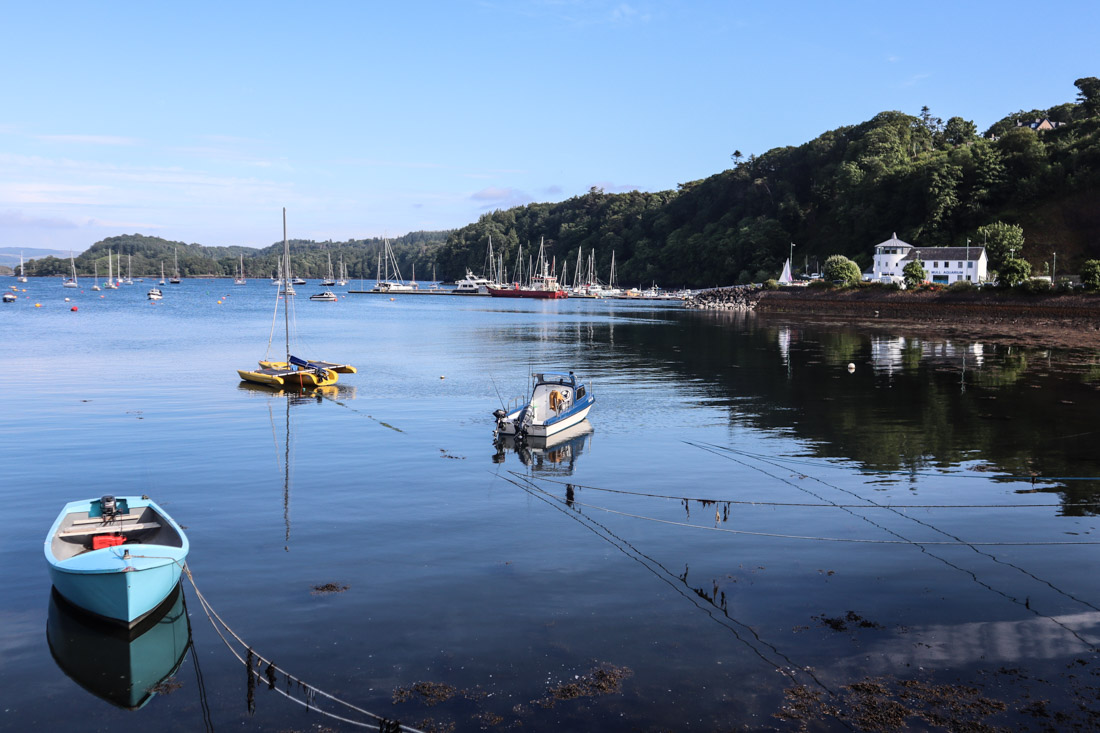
[968,262,973,269]
[933,262,939,268]
[957,262,962,268]
[966,275,971,281]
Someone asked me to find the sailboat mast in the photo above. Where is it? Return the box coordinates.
[283,207,290,362]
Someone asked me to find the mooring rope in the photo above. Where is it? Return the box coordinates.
[181,566,424,733]
[698,441,1100,482]
[518,472,1100,509]
[504,477,1100,546]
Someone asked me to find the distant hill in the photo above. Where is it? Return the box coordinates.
[0,247,70,269]
[24,231,453,279]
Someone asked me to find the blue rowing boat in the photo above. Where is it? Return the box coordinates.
[44,496,189,625]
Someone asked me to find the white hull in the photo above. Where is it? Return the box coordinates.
[497,401,592,438]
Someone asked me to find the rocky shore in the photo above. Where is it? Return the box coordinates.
[683,285,764,310]
[685,286,1100,347]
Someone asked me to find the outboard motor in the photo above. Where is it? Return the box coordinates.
[100,495,118,519]
[492,409,507,420]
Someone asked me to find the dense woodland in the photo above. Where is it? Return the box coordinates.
[26,78,1100,288]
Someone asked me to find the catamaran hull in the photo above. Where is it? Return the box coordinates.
[497,401,593,438]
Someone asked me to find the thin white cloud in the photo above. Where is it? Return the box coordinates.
[36,134,141,146]
[900,73,931,88]
[0,209,79,229]
[86,218,166,229]
[470,186,533,209]
[0,183,109,205]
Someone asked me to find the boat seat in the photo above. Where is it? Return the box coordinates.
[58,521,162,538]
[70,513,142,526]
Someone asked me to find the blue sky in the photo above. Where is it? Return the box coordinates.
[1,1,1096,252]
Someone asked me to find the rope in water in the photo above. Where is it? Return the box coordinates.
[181,566,423,733]
[505,477,1100,545]
[695,441,1100,482]
[519,471,1100,509]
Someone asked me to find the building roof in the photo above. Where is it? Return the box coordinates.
[900,246,985,263]
[874,232,913,249]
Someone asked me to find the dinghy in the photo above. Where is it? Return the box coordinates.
[494,371,595,439]
[44,495,189,625]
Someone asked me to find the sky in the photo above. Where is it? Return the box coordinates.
[1,0,1096,252]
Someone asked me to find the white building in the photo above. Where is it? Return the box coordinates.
[871,233,988,285]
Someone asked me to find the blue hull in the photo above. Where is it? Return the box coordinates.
[45,497,189,625]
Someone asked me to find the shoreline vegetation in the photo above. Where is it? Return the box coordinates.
[686,285,1100,347]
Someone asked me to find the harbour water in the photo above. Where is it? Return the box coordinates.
[2,278,1099,730]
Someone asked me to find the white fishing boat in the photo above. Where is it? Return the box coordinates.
[309,290,337,302]
[494,371,595,439]
[453,269,490,295]
[147,287,163,300]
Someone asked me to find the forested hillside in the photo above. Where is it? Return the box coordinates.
[435,77,1100,288]
[26,78,1100,288]
[29,231,451,280]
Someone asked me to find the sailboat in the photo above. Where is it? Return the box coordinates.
[104,249,119,289]
[370,238,417,292]
[237,209,356,389]
[169,250,181,284]
[123,254,134,285]
[336,256,347,286]
[63,252,79,288]
[159,262,166,286]
[321,253,336,286]
[234,254,247,285]
[17,252,27,283]
[92,260,101,291]
[778,258,793,285]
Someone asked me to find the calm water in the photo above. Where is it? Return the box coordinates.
[3,278,1099,731]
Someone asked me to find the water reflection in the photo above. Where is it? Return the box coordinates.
[493,420,594,476]
[47,582,191,710]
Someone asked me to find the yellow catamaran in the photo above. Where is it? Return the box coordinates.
[237,209,356,389]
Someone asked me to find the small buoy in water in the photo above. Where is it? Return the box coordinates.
[35,303,42,307]
[101,295,105,298]
[440,375,445,380]
[217,300,222,304]
[70,306,78,311]
[64,297,70,302]
[390,297,395,301]
[847,363,856,372]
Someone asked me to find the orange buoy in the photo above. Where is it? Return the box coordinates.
[70,306,78,311]
[35,303,42,307]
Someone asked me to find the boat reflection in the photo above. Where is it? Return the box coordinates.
[493,419,593,475]
[47,581,191,710]
[236,381,356,403]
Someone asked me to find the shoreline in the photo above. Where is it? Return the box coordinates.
[688,287,1100,348]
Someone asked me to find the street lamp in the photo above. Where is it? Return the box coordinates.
[1052,251,1057,284]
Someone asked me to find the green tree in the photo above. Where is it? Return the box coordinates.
[823,254,861,285]
[1074,77,1100,117]
[1080,259,1100,289]
[975,221,1025,271]
[941,116,977,146]
[999,257,1032,286]
[902,259,927,289]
